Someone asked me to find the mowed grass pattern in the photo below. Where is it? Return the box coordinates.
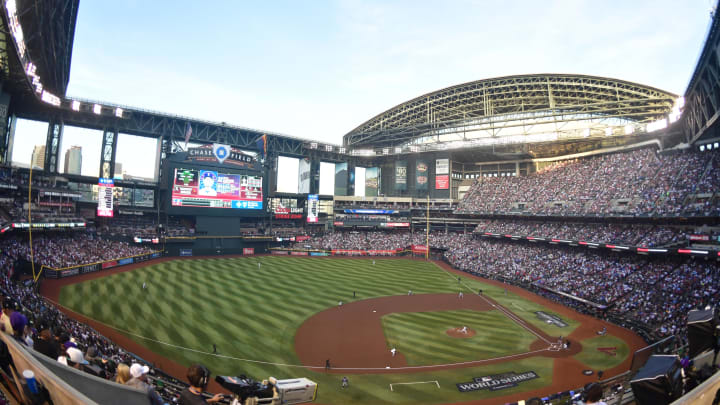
[382,310,537,365]
[59,258,483,376]
[57,257,609,404]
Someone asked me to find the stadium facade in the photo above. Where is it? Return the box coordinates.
[0,0,719,404]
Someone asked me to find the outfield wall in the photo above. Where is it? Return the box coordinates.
[41,251,163,279]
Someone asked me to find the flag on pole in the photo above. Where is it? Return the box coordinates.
[256,134,267,159]
[184,122,193,148]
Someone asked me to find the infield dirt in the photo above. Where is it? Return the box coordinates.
[40,255,647,404]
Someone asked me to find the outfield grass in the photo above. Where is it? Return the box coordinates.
[381,310,536,365]
[574,335,630,371]
[57,257,616,404]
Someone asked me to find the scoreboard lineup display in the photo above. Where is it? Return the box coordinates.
[171,168,263,209]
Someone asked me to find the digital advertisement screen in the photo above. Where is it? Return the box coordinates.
[171,167,263,210]
[97,178,114,217]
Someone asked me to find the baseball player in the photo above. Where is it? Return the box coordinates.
[390,348,396,357]
[341,376,349,389]
[460,326,468,334]
[458,291,464,299]
[142,282,146,289]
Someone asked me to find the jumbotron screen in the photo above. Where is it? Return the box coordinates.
[171,168,263,210]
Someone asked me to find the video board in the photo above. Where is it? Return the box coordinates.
[171,167,263,210]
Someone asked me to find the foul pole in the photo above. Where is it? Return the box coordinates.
[425,195,429,260]
[28,164,35,280]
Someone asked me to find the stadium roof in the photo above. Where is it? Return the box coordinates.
[2,0,78,98]
[344,74,678,148]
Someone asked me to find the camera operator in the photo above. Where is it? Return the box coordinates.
[180,364,224,404]
[581,383,607,405]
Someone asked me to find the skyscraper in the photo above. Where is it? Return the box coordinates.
[113,162,123,179]
[64,146,82,175]
[31,145,45,169]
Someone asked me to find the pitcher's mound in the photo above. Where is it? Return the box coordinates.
[446,327,476,338]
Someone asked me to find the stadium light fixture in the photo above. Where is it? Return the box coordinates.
[382,147,389,155]
[71,100,80,111]
[114,107,123,118]
[624,125,634,135]
[338,147,346,154]
[40,90,60,107]
[325,145,333,152]
[604,127,613,136]
[582,128,590,138]
[715,142,719,149]
[394,147,402,154]
[310,142,317,149]
[700,145,706,152]
[93,104,102,115]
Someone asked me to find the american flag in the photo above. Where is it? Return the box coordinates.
[184,122,193,148]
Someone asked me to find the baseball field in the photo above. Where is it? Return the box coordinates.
[44,256,646,405]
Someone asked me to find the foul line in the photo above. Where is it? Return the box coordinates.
[432,262,552,345]
[44,296,552,371]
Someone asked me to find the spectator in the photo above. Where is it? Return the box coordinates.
[126,363,164,405]
[115,363,131,384]
[32,320,58,360]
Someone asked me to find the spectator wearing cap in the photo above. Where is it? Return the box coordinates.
[10,307,27,342]
[32,321,58,360]
[0,298,15,336]
[59,347,89,370]
[126,363,164,405]
[84,346,101,366]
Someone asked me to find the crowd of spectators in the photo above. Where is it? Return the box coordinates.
[0,224,709,402]
[457,147,720,217]
[0,233,154,269]
[0,268,225,404]
[472,220,688,247]
[443,235,720,341]
[296,230,718,343]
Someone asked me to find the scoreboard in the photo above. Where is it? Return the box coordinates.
[97,178,114,217]
[171,167,263,210]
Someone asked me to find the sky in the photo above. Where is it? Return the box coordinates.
[10,0,715,179]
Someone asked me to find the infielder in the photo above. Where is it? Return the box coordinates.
[390,348,396,357]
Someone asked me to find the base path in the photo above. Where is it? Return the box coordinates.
[295,292,582,374]
[39,255,649,404]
